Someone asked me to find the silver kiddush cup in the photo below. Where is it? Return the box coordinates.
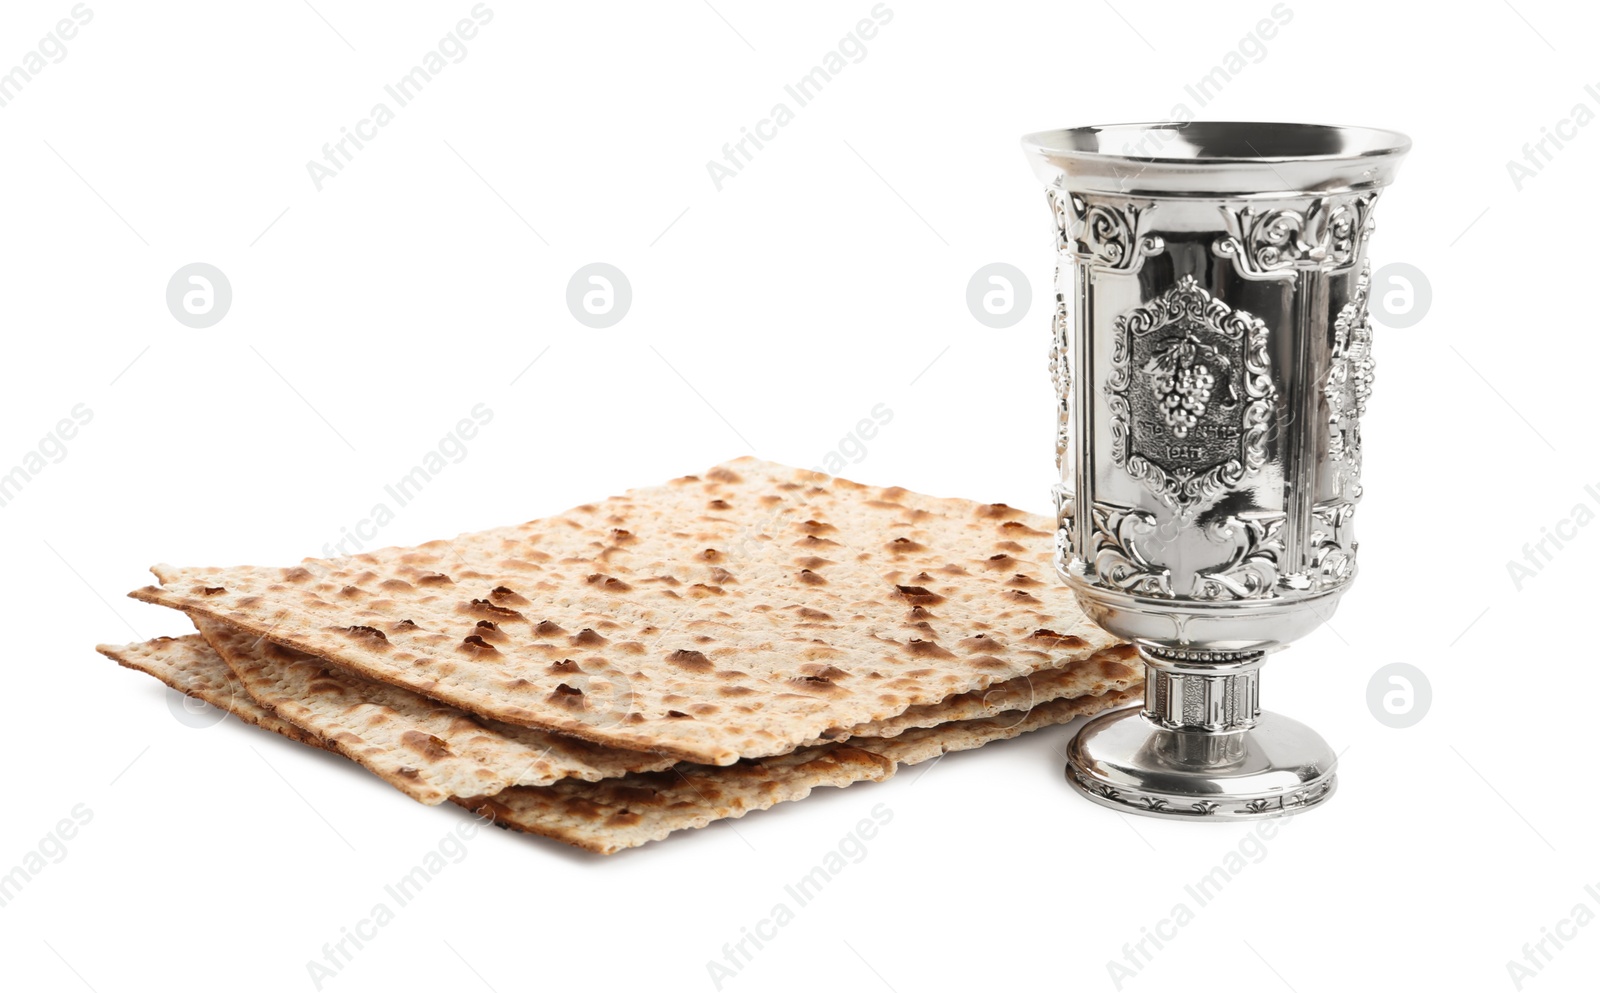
[1022,122,1409,819]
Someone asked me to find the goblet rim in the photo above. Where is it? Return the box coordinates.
[1021,120,1410,197]
[1023,120,1411,163]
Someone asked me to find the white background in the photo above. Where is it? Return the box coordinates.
[2,1,1596,991]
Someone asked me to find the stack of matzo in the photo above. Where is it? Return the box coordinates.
[99,459,1141,854]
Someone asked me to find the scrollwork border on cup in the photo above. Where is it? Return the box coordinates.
[1052,482,1075,566]
[1048,188,1164,273]
[1087,501,1173,597]
[1192,513,1288,601]
[1305,499,1359,591]
[1213,191,1379,280]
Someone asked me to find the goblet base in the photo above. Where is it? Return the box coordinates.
[1064,707,1337,820]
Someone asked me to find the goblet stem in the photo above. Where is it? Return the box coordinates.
[1140,646,1264,734]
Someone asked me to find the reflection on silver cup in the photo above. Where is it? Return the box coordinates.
[1022,122,1410,819]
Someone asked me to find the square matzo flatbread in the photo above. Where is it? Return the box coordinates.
[189,616,679,804]
[180,614,1136,806]
[462,688,1141,854]
[133,458,1115,765]
[103,632,1137,853]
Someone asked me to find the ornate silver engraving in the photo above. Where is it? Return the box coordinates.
[1213,192,1378,280]
[1049,294,1071,469]
[1106,276,1276,515]
[1087,502,1172,596]
[1048,188,1164,272]
[1327,261,1374,497]
[1030,120,1408,823]
[1193,513,1288,600]
[1085,504,1287,602]
[1306,499,1358,590]
[1052,482,1074,564]
[1069,769,1334,818]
